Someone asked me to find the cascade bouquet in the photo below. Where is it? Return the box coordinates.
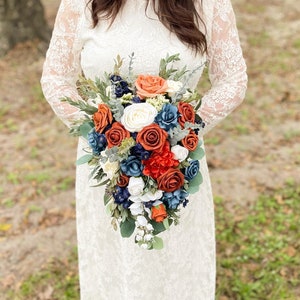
[63,53,205,250]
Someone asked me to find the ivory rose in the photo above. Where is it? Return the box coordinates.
[136,123,168,152]
[166,80,183,97]
[105,122,130,148]
[93,104,113,133]
[135,75,168,99]
[121,103,157,132]
[99,151,119,180]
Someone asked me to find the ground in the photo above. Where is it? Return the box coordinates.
[0,0,299,299]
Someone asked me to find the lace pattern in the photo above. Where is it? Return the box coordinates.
[41,0,247,298]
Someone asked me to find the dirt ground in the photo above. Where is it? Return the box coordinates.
[0,0,299,295]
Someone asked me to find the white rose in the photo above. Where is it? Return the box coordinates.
[128,177,145,196]
[129,202,144,216]
[121,103,157,132]
[135,235,143,242]
[130,190,163,203]
[171,145,189,161]
[166,80,183,97]
[99,151,119,179]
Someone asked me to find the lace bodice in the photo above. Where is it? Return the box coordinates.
[41,0,247,133]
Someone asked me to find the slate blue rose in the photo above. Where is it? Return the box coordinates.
[120,155,144,177]
[162,189,189,209]
[155,103,179,131]
[88,128,107,155]
[184,160,200,181]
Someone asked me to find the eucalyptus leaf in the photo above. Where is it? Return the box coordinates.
[104,193,112,206]
[79,122,94,139]
[189,144,205,160]
[187,172,203,194]
[152,236,164,250]
[90,178,110,187]
[150,220,166,235]
[163,218,170,230]
[120,218,135,238]
[76,154,93,166]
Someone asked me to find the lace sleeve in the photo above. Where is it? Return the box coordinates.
[41,0,84,128]
[198,0,247,136]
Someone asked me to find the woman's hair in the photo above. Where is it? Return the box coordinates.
[88,0,207,54]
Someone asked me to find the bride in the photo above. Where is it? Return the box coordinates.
[41,0,247,299]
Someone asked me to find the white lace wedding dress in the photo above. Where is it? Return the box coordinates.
[41,0,247,299]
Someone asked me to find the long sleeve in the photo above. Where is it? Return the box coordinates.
[198,0,247,135]
[41,0,85,127]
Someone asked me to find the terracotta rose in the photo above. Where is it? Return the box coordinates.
[157,168,184,192]
[151,204,167,223]
[93,104,113,133]
[178,102,195,128]
[136,123,168,152]
[117,174,129,187]
[181,130,198,151]
[105,122,130,148]
[135,75,168,99]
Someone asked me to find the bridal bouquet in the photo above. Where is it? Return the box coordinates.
[63,53,205,250]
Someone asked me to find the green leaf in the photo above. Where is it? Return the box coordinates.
[104,193,112,206]
[187,172,203,194]
[90,178,110,187]
[150,220,166,235]
[163,218,170,230]
[79,122,94,139]
[152,236,164,250]
[189,144,205,160]
[76,154,93,166]
[120,218,135,238]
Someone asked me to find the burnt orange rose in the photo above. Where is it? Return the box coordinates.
[181,130,198,151]
[178,102,195,128]
[117,174,129,187]
[136,123,168,152]
[105,122,130,148]
[135,75,168,99]
[151,204,167,223]
[157,168,184,192]
[93,104,113,133]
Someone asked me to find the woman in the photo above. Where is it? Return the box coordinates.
[41,0,247,299]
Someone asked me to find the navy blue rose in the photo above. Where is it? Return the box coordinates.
[132,96,142,103]
[113,186,132,209]
[87,128,107,155]
[184,160,200,181]
[120,155,144,177]
[130,143,151,160]
[162,189,188,209]
[155,103,179,131]
[110,75,131,97]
